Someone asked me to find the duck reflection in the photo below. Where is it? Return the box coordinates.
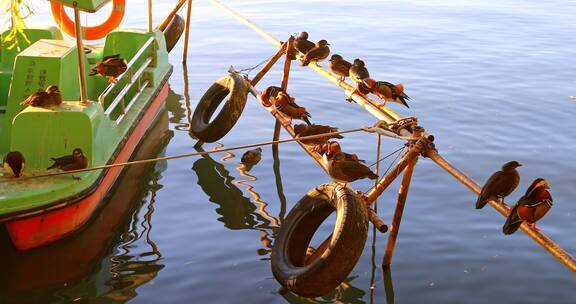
[0,111,172,303]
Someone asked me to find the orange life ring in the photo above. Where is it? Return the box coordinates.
[50,0,125,40]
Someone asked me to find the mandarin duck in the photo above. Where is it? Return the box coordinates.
[315,141,364,163]
[328,152,377,184]
[47,148,88,171]
[3,151,25,178]
[294,32,315,54]
[258,86,283,107]
[241,148,262,166]
[328,54,352,81]
[293,123,343,145]
[89,54,128,83]
[273,90,311,125]
[476,161,521,209]
[503,178,553,235]
[362,78,410,108]
[301,40,330,66]
[20,85,63,107]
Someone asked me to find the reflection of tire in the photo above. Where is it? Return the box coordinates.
[190,73,248,142]
[271,183,368,297]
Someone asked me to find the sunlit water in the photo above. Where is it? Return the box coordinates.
[1,0,575,303]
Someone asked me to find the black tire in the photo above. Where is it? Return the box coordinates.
[163,13,185,53]
[271,183,369,297]
[190,73,248,142]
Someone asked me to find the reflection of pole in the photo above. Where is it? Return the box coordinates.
[382,265,395,304]
[272,145,288,222]
[182,0,193,63]
[73,4,88,104]
[382,129,422,267]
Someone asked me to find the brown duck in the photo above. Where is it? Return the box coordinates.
[362,78,410,108]
[328,54,352,81]
[503,178,553,235]
[3,151,25,178]
[293,123,343,145]
[89,54,128,83]
[476,161,521,209]
[328,152,377,184]
[47,148,88,171]
[301,40,330,66]
[294,32,315,54]
[20,85,63,107]
[273,90,311,125]
[258,86,283,107]
[241,148,262,166]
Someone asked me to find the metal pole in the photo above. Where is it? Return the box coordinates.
[148,0,153,32]
[382,129,421,267]
[73,4,88,104]
[182,0,193,63]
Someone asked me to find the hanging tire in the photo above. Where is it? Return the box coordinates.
[190,73,249,142]
[271,183,369,297]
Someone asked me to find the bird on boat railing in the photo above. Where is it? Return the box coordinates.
[349,59,370,97]
[20,85,63,107]
[328,152,377,185]
[90,54,128,83]
[294,32,315,54]
[293,123,343,145]
[258,85,283,107]
[503,178,553,235]
[301,39,330,66]
[47,148,88,171]
[2,151,25,178]
[260,86,311,125]
[328,54,352,82]
[361,78,411,108]
[476,160,521,209]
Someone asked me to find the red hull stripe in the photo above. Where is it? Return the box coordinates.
[5,83,169,251]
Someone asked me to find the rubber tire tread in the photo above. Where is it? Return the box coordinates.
[190,73,248,142]
[271,183,368,297]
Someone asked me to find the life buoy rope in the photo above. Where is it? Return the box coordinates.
[50,0,125,40]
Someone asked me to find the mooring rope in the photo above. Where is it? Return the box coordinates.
[3,125,409,182]
[236,53,275,77]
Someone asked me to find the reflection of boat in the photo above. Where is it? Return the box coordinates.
[0,0,184,250]
[0,109,171,302]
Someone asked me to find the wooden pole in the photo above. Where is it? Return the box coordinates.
[212,0,576,273]
[73,5,88,104]
[157,0,187,31]
[148,0,153,32]
[250,42,287,86]
[182,0,193,63]
[273,37,294,142]
[382,128,422,267]
[426,149,576,272]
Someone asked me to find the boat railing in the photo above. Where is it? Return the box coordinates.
[98,36,156,123]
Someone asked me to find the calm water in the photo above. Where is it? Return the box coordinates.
[1,0,576,303]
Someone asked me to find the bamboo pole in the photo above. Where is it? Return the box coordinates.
[157,0,187,31]
[73,5,88,104]
[182,0,193,63]
[210,0,576,273]
[382,129,422,266]
[148,0,153,32]
[273,37,294,142]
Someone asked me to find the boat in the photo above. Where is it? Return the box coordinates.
[0,0,185,250]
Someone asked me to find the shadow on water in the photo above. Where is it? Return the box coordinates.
[0,111,173,303]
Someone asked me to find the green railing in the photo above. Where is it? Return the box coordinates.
[98,36,155,123]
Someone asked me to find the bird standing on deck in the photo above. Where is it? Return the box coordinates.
[241,148,262,166]
[89,54,128,83]
[272,90,311,125]
[328,55,352,81]
[47,148,88,171]
[20,85,63,107]
[294,32,315,54]
[476,161,521,209]
[503,178,553,235]
[3,151,25,178]
[362,78,411,108]
[293,123,343,145]
[328,152,377,185]
[301,40,330,66]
